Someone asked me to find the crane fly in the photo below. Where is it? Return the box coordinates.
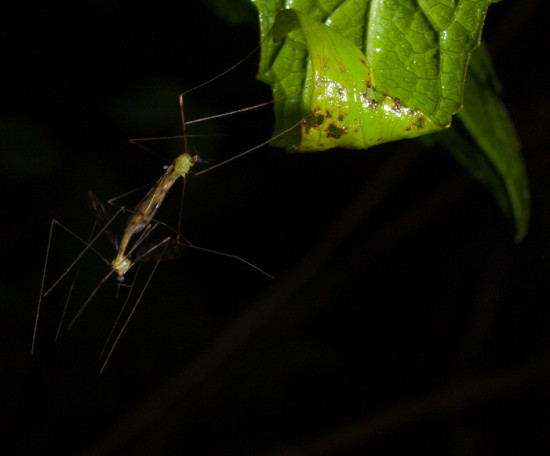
[32,64,310,371]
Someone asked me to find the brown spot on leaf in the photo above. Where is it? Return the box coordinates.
[415,116,426,129]
[392,97,402,112]
[326,122,345,139]
[301,112,323,134]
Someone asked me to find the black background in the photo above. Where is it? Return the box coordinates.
[2,1,549,454]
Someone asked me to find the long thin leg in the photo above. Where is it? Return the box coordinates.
[67,222,159,330]
[99,261,143,361]
[54,248,89,343]
[32,219,56,354]
[179,44,261,98]
[107,181,157,207]
[185,83,315,127]
[193,117,304,176]
[67,269,117,331]
[188,245,275,280]
[54,219,103,343]
[32,215,114,354]
[100,238,170,374]
[43,206,126,297]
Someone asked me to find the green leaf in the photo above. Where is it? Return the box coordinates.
[252,0,499,150]
[427,45,530,241]
[269,9,443,151]
[251,0,529,240]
